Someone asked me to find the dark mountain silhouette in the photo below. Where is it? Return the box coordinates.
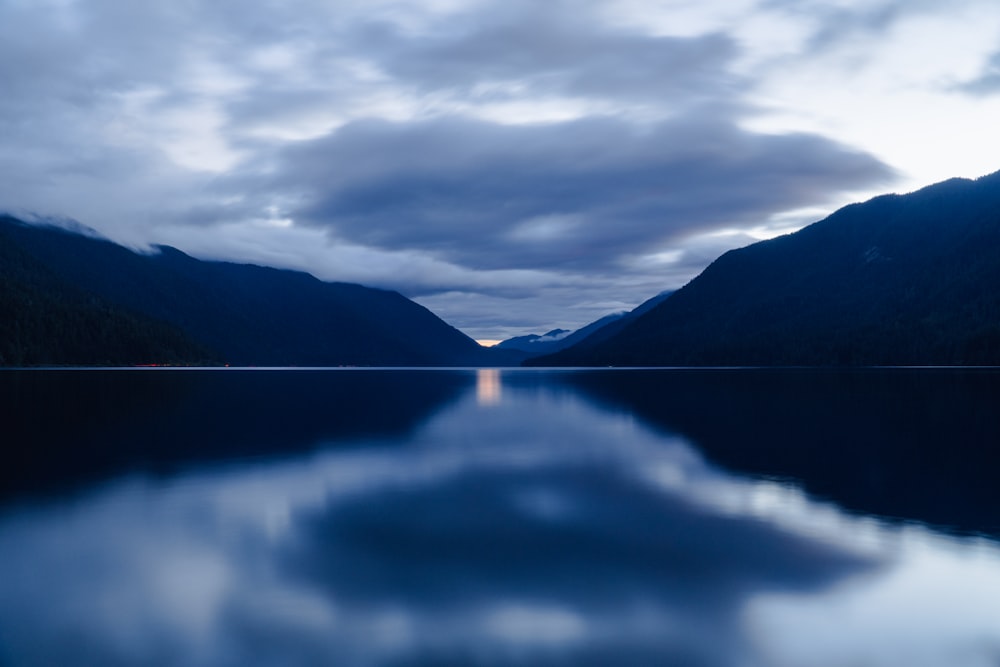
[532,171,1000,366]
[551,291,674,355]
[0,221,212,365]
[0,216,499,366]
[497,291,673,361]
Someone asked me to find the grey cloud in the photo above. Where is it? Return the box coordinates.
[208,0,745,145]
[956,50,1000,95]
[762,0,904,47]
[804,5,903,53]
[756,0,949,61]
[351,3,741,105]
[256,112,894,275]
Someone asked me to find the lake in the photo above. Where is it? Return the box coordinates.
[1,367,1000,666]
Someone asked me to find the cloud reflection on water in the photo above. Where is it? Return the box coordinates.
[0,370,998,666]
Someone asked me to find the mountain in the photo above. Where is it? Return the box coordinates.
[0,216,498,366]
[498,291,674,361]
[495,328,572,355]
[531,171,1000,366]
[552,291,674,354]
[0,223,212,366]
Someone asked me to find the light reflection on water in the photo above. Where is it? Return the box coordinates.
[0,369,999,666]
[476,368,502,406]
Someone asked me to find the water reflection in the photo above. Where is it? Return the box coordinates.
[476,368,502,406]
[0,369,998,666]
[556,368,1000,537]
[0,369,470,502]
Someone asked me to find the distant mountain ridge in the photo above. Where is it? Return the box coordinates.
[531,171,1000,366]
[496,292,674,360]
[496,328,572,354]
[0,216,500,366]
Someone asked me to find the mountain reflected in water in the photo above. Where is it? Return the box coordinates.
[0,369,471,501]
[556,368,1000,537]
[1,368,999,666]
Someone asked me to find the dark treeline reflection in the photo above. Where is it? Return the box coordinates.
[555,368,1000,537]
[0,369,471,501]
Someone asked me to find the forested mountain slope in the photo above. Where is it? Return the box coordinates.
[1,216,496,366]
[531,171,1000,366]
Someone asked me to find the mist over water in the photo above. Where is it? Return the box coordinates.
[1,368,999,666]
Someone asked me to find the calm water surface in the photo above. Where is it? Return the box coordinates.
[1,368,1000,666]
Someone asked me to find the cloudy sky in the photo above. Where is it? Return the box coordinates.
[3,0,1000,342]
